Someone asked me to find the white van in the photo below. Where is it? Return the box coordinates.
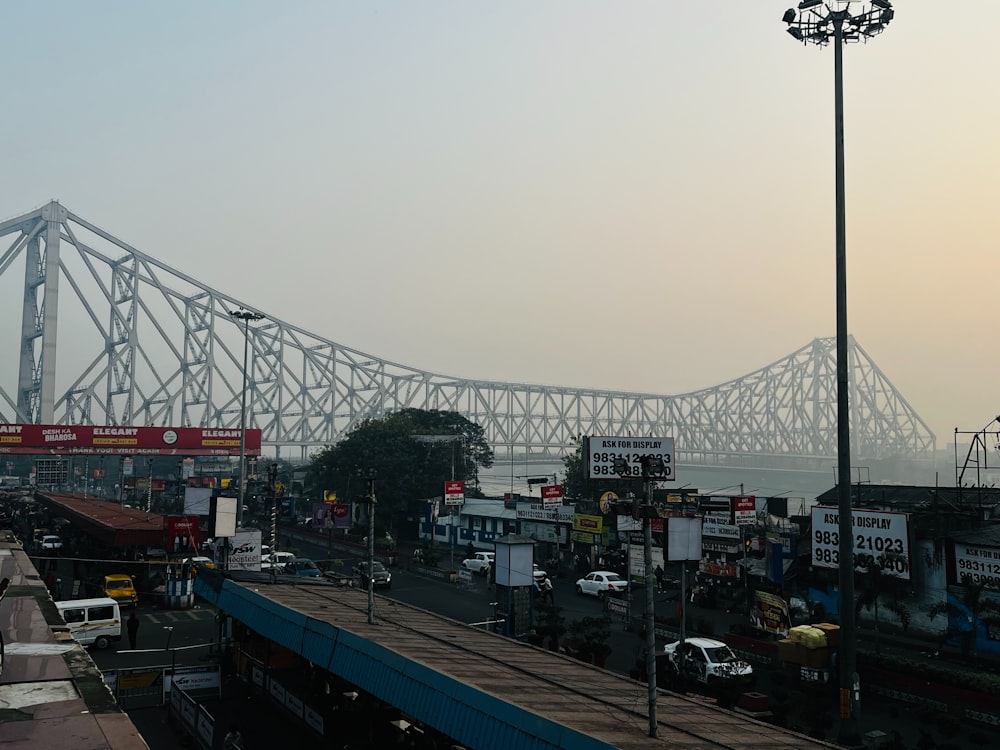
[56,598,122,650]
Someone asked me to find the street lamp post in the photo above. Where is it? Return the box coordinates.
[783,2,895,744]
[229,308,265,528]
[359,467,377,625]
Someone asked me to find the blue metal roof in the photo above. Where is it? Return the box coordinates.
[195,572,837,750]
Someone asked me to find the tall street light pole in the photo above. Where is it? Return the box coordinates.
[783,2,895,744]
[229,308,265,528]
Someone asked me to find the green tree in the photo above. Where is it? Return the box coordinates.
[928,574,1000,656]
[854,552,912,655]
[305,409,493,535]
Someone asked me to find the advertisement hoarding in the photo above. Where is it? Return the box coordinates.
[585,436,675,480]
[444,480,465,506]
[166,515,200,554]
[734,496,756,526]
[751,591,791,637]
[541,484,563,510]
[0,423,262,456]
[950,542,1000,587]
[811,506,911,580]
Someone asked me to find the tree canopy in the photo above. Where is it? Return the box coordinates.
[306,409,493,532]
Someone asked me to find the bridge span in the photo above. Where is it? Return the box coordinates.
[0,201,935,469]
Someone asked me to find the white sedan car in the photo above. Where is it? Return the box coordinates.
[461,552,495,575]
[575,570,628,598]
[663,637,753,686]
[40,535,63,551]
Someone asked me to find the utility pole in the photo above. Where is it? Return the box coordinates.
[364,468,377,625]
[269,463,278,552]
[639,455,665,739]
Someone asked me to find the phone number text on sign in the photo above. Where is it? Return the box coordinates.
[586,436,674,480]
[954,543,1000,587]
[810,507,911,580]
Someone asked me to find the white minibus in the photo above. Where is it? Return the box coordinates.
[56,597,122,649]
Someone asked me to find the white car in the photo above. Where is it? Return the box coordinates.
[262,551,296,570]
[40,535,63,551]
[575,570,628,598]
[461,552,495,575]
[662,637,753,685]
[183,556,215,569]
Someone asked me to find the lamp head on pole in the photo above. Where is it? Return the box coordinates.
[229,308,265,325]
[783,1,893,46]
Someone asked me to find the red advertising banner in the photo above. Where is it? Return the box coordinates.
[0,424,262,457]
[541,483,563,510]
[444,480,465,506]
[166,515,200,554]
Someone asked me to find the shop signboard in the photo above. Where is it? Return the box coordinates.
[734,496,756,526]
[573,514,603,535]
[541,484,563,510]
[444,480,465,506]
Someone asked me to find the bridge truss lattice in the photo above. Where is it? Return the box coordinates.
[0,201,935,467]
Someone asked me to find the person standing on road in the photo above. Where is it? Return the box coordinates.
[541,575,554,604]
[465,541,475,560]
[126,610,140,650]
[654,565,664,593]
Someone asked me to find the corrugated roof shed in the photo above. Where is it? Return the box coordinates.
[195,570,838,750]
[0,530,148,749]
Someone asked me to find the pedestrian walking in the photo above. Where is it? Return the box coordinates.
[126,610,139,650]
[465,541,475,560]
[654,565,664,593]
[541,575,554,604]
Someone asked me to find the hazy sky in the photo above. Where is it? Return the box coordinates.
[1,2,997,453]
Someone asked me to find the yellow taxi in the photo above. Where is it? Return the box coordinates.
[103,574,138,607]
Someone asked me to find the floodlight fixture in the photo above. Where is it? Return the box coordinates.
[784,1,894,46]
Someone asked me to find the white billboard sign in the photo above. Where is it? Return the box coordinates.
[811,506,911,580]
[586,436,675,480]
[953,543,1000,587]
[666,516,702,562]
[702,519,740,540]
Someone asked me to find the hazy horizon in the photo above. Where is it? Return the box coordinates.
[2,3,998,469]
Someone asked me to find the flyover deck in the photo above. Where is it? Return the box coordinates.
[196,570,836,750]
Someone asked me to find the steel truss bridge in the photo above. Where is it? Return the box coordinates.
[0,201,935,468]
